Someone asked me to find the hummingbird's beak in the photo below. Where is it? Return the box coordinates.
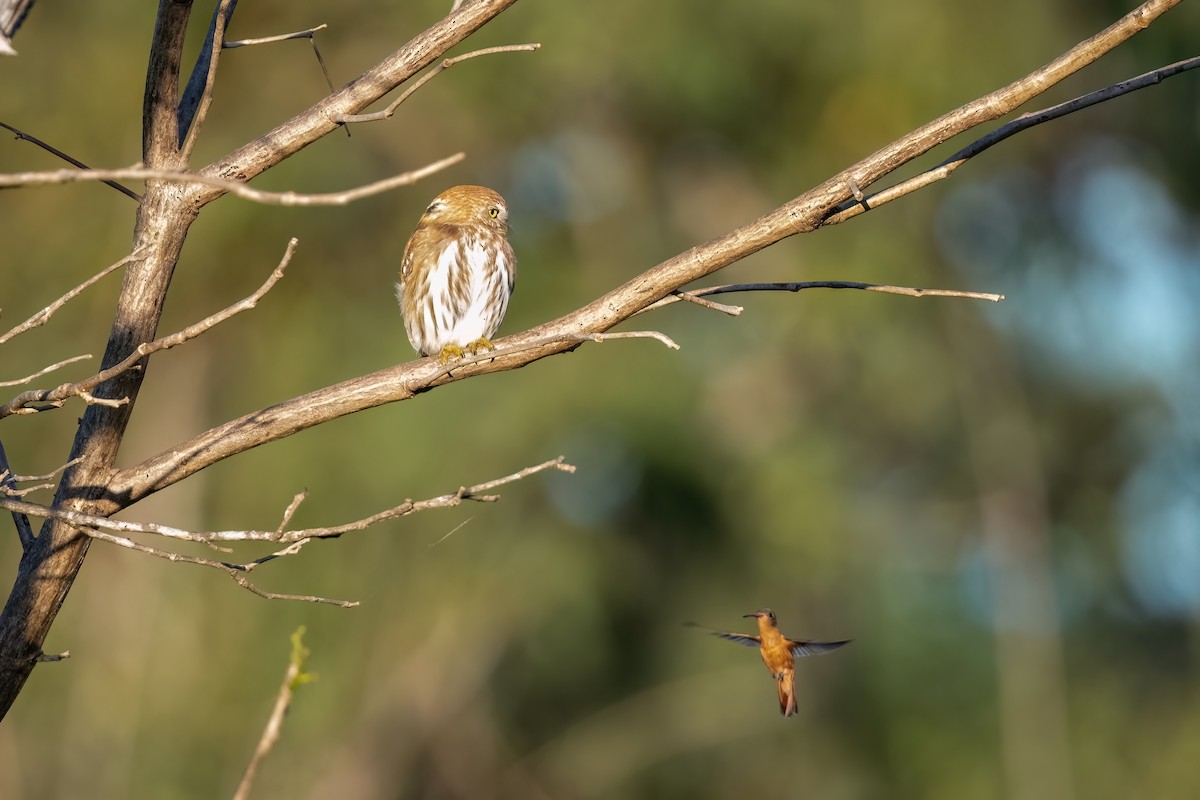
[743,612,760,618]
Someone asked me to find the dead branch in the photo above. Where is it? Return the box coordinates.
[178,0,237,156]
[823,53,1200,225]
[0,248,144,346]
[224,24,328,48]
[0,238,299,419]
[640,281,1005,317]
[75,525,358,607]
[337,43,541,124]
[0,457,575,545]
[0,153,465,206]
[0,121,142,200]
[0,355,91,389]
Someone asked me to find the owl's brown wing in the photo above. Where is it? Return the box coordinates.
[787,639,851,658]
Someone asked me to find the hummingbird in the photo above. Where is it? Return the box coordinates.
[691,609,850,717]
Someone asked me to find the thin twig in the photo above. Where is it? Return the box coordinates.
[336,44,540,124]
[178,0,237,158]
[0,248,144,346]
[275,492,307,534]
[1,239,299,418]
[0,154,464,206]
[0,355,91,388]
[665,291,744,317]
[77,525,357,607]
[233,628,317,800]
[823,55,1200,225]
[224,24,328,48]
[5,458,82,484]
[574,331,681,350]
[0,121,142,201]
[0,479,52,498]
[641,281,1005,314]
[0,457,575,546]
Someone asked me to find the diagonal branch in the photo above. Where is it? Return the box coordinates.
[0,239,298,419]
[824,53,1200,225]
[178,0,238,157]
[337,43,541,125]
[194,0,522,206]
[109,0,1183,506]
[0,248,145,346]
[0,121,142,201]
[0,153,465,206]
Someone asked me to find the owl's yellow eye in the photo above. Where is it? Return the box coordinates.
[488,207,500,219]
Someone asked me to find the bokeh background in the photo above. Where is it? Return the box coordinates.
[2,1,1199,798]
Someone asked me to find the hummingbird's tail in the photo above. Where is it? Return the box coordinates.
[776,672,798,717]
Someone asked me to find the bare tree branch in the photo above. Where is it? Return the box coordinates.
[224,24,328,49]
[0,440,33,549]
[0,121,142,200]
[640,281,1005,317]
[337,43,541,124]
[1,239,299,419]
[823,53,1200,225]
[0,456,575,545]
[0,248,145,346]
[642,282,1005,316]
[193,0,523,206]
[178,0,238,156]
[233,628,317,800]
[0,356,91,389]
[0,153,465,206]
[72,525,358,607]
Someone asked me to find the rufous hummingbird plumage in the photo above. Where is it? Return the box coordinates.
[692,609,850,717]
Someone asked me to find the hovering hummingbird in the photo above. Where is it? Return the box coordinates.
[691,609,850,717]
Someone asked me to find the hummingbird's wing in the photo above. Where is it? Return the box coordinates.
[787,639,851,658]
[681,621,761,647]
[710,631,761,647]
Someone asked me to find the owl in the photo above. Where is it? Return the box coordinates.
[396,185,516,363]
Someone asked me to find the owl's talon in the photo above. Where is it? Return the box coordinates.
[436,344,466,364]
[465,337,496,355]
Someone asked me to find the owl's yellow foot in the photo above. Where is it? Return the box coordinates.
[465,337,496,355]
[436,343,466,364]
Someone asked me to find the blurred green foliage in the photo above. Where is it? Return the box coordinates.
[2,1,1199,798]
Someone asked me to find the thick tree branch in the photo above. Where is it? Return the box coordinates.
[194,0,521,205]
[111,0,1182,506]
